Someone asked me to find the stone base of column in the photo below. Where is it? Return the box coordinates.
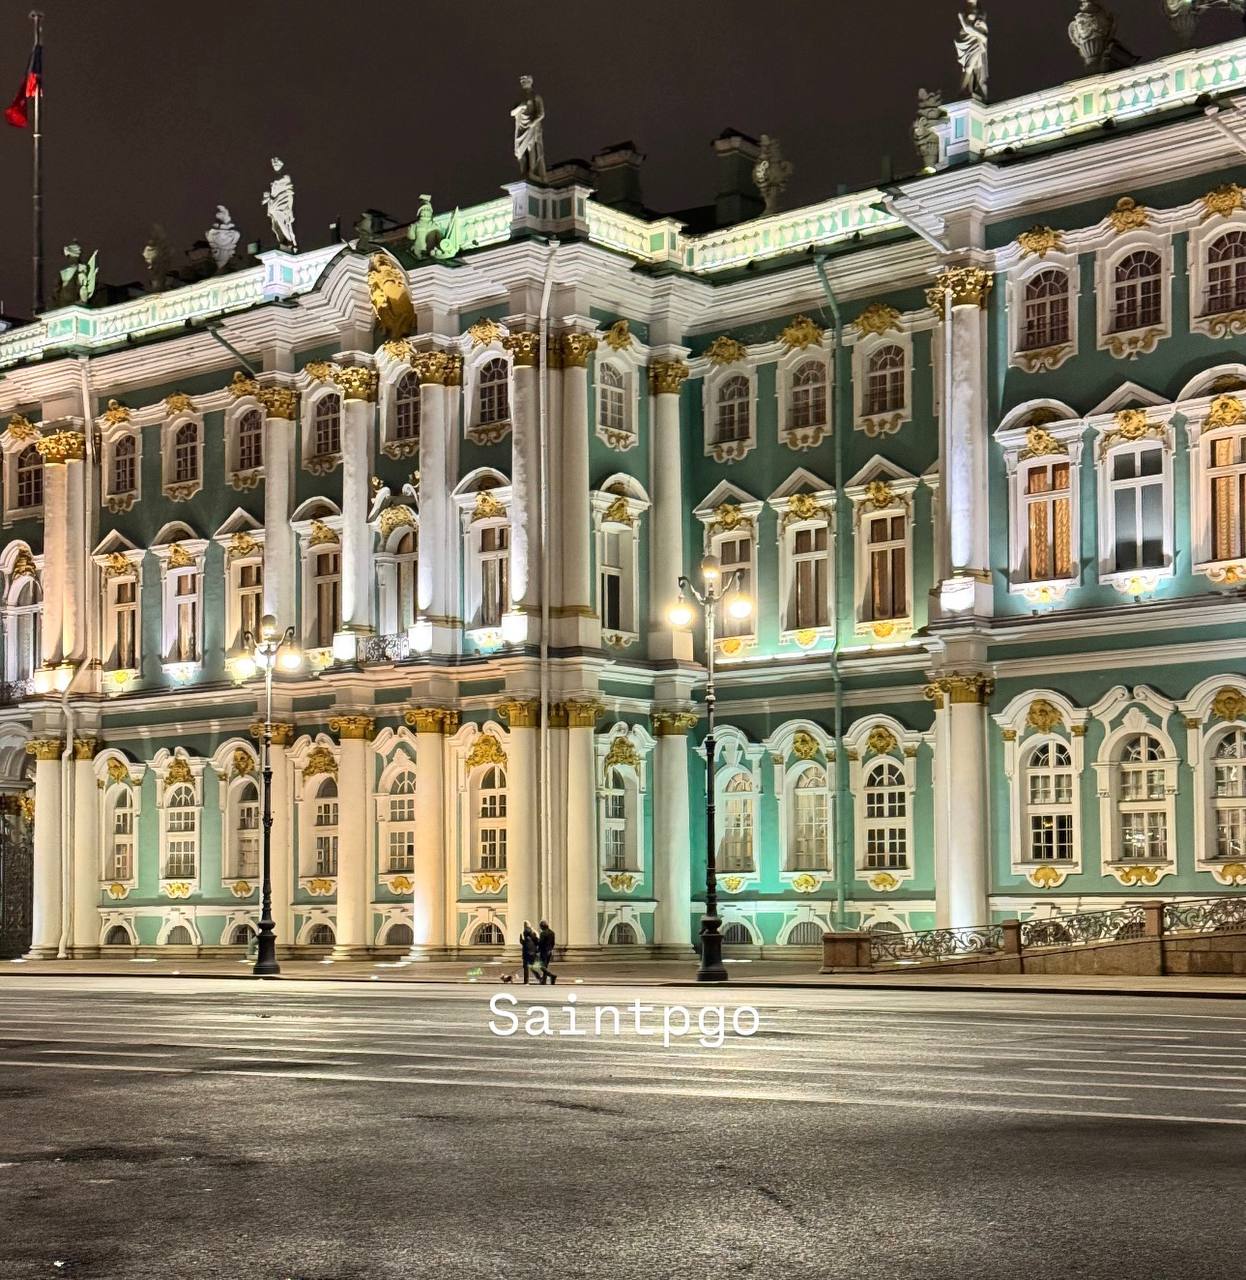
[69,946,101,959]
[403,945,457,962]
[329,944,375,961]
[23,946,62,960]
[549,611,601,649]
[934,574,993,619]
[646,631,694,662]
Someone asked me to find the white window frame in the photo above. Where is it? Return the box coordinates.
[1093,417,1174,596]
[1185,392,1246,582]
[593,724,654,884]
[453,481,516,647]
[845,465,918,640]
[5,440,44,523]
[693,489,763,657]
[770,484,835,647]
[152,749,204,893]
[850,327,914,437]
[845,717,922,888]
[783,760,831,872]
[98,556,143,675]
[291,509,344,660]
[382,368,422,459]
[1188,211,1246,340]
[161,414,204,501]
[302,386,343,475]
[591,483,649,649]
[776,344,832,451]
[219,772,261,883]
[150,535,207,676]
[2,562,42,684]
[464,345,514,446]
[103,784,137,885]
[1181,679,1246,882]
[595,354,640,452]
[93,752,146,888]
[1006,252,1079,373]
[694,730,763,885]
[1094,231,1173,358]
[471,763,509,873]
[701,355,758,464]
[225,399,266,489]
[375,756,419,885]
[101,427,141,513]
[375,523,419,638]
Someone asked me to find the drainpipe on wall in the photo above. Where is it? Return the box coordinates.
[537,240,559,922]
[813,253,849,929]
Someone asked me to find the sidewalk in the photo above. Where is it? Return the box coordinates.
[5,955,1246,997]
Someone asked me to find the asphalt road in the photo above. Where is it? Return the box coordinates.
[0,977,1244,1280]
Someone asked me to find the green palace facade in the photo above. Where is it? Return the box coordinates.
[5,35,1246,958]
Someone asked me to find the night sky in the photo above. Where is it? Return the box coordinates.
[1,0,1244,317]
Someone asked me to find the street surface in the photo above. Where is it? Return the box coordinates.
[0,976,1244,1279]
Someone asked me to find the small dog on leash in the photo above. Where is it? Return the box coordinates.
[500,972,514,983]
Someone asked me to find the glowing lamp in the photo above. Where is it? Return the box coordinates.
[726,594,753,622]
[668,600,695,629]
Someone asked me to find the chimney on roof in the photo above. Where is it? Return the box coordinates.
[591,141,646,213]
[712,129,764,228]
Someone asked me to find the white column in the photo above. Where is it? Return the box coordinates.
[933,267,993,617]
[259,390,297,626]
[330,717,373,955]
[647,362,692,661]
[337,370,378,637]
[652,713,695,951]
[37,444,69,666]
[927,674,991,928]
[266,723,295,951]
[558,335,599,646]
[413,354,457,653]
[409,709,449,952]
[505,335,540,627]
[26,740,63,958]
[63,450,86,663]
[563,702,602,952]
[70,742,99,955]
[499,701,539,944]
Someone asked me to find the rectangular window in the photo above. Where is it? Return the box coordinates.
[237,801,259,879]
[599,530,623,631]
[1210,434,1246,562]
[479,525,510,628]
[790,525,829,630]
[1119,810,1166,861]
[479,826,507,870]
[113,578,138,669]
[173,571,199,662]
[1110,446,1165,572]
[718,536,752,639]
[237,561,263,648]
[1029,813,1073,861]
[313,552,341,649]
[1024,461,1072,580]
[865,514,906,621]
[388,828,415,872]
[110,809,133,880]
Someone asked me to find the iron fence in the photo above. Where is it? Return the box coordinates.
[869,924,1003,965]
[1163,896,1246,934]
[1021,905,1147,949]
[360,632,410,665]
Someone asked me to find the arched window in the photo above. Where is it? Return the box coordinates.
[229,924,254,946]
[307,923,335,946]
[394,372,420,442]
[1022,458,1072,581]
[103,925,131,946]
[237,409,264,472]
[1207,230,1246,315]
[715,375,750,443]
[787,920,824,945]
[602,766,630,871]
[313,393,342,457]
[471,921,504,946]
[722,922,752,945]
[166,925,194,946]
[1117,733,1167,861]
[865,345,905,416]
[233,781,260,880]
[8,578,41,681]
[1112,250,1162,332]
[385,922,414,947]
[164,783,198,878]
[15,445,42,510]
[387,769,417,872]
[790,360,827,430]
[719,772,755,872]
[110,435,136,495]
[598,363,625,432]
[1022,269,1070,350]
[478,359,510,425]
[313,777,339,876]
[107,789,134,881]
[788,765,829,870]
[1025,741,1074,861]
[608,921,637,945]
[863,761,907,869]
[393,530,418,633]
[475,765,508,870]
[173,423,199,485]
[1212,728,1246,860]
[311,548,341,649]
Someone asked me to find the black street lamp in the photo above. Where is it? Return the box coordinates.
[237,615,300,977]
[669,555,753,983]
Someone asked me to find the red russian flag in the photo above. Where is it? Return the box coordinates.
[5,43,42,129]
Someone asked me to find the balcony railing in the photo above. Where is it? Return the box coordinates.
[360,632,410,665]
[0,678,34,706]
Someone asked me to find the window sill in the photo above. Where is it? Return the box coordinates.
[1016,862,1080,889]
[463,870,507,894]
[163,481,202,502]
[780,626,832,651]
[1008,577,1076,606]
[715,634,756,660]
[301,876,337,896]
[857,867,912,891]
[5,505,44,524]
[706,437,755,464]
[853,618,913,643]
[597,425,638,452]
[601,629,639,650]
[854,410,907,438]
[303,453,342,477]
[226,878,258,898]
[466,420,511,446]
[381,438,419,460]
[161,661,202,683]
[1194,559,1246,587]
[160,878,198,899]
[1099,566,1172,598]
[780,423,829,451]
[1099,324,1166,359]
[602,870,643,892]
[102,667,140,697]
[1011,343,1075,374]
[1103,861,1174,887]
[380,871,416,893]
[1192,308,1246,340]
[228,468,263,491]
[717,872,758,892]
[100,878,136,900]
[104,491,136,514]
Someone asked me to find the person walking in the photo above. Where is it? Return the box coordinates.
[537,919,557,986]
[520,921,540,985]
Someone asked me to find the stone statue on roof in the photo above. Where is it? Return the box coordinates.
[752,135,793,216]
[912,89,946,172]
[409,195,467,261]
[955,0,989,100]
[262,157,297,253]
[1070,1,1135,71]
[206,206,240,272]
[1163,0,1245,45]
[53,239,98,308]
[142,225,173,292]
[511,75,546,182]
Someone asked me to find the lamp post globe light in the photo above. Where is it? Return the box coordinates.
[235,614,301,977]
[669,555,752,982]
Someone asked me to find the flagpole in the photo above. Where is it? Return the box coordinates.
[30,9,43,316]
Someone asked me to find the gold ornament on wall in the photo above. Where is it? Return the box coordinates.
[388,875,414,894]
[866,727,897,756]
[1029,865,1065,889]
[36,431,86,464]
[1020,424,1066,460]
[332,366,378,403]
[602,320,633,351]
[782,492,828,528]
[709,502,752,536]
[648,360,690,395]
[791,873,821,893]
[605,872,639,892]
[926,265,992,311]
[1211,687,1246,722]
[165,757,194,784]
[863,479,897,512]
[257,385,298,419]
[778,314,824,349]
[106,758,131,785]
[306,878,335,895]
[102,399,132,425]
[601,495,634,526]
[1106,196,1149,233]
[469,872,505,893]
[604,736,640,770]
[558,332,598,368]
[502,331,541,366]
[303,746,338,780]
[6,413,39,442]
[227,371,260,398]
[1207,394,1246,430]
[164,392,195,415]
[228,531,260,561]
[854,302,902,336]
[167,543,196,569]
[467,318,505,347]
[308,520,338,547]
[163,882,192,899]
[705,335,748,365]
[1016,226,1063,259]
[465,734,508,769]
[1202,183,1245,221]
[471,489,507,522]
[792,730,820,760]
[231,748,255,778]
[652,710,697,737]
[367,253,417,340]
[868,871,899,891]
[328,715,374,741]
[26,738,63,761]
[1026,698,1064,732]
[11,549,38,579]
[303,360,337,384]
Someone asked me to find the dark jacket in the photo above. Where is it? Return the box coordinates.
[538,925,556,965]
[520,928,540,963]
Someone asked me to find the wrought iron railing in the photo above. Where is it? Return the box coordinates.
[1164,896,1246,934]
[1021,905,1146,949]
[0,678,34,706]
[360,632,410,665]
[869,924,1003,965]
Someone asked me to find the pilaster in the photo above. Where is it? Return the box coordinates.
[556,332,600,648]
[506,334,541,641]
[413,350,460,656]
[70,736,100,955]
[25,739,64,958]
[404,705,457,953]
[651,710,697,952]
[647,359,693,661]
[35,431,85,667]
[328,714,374,955]
[561,699,603,952]
[497,698,540,942]
[335,367,378,648]
[258,387,298,626]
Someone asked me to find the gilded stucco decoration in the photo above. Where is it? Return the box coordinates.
[926,265,992,311]
[652,711,697,737]
[405,707,458,734]
[720,876,745,892]
[105,881,127,899]
[854,302,902,336]
[257,385,298,419]
[705,335,748,366]
[778,314,824,349]
[1112,864,1159,886]
[648,360,690,395]
[1207,394,1246,430]
[164,392,194,415]
[36,431,85,463]
[602,319,633,351]
[471,489,507,522]
[469,872,505,893]
[498,699,541,728]
[558,333,598,368]
[389,875,415,893]
[332,366,378,403]
[306,878,335,895]
[378,505,417,539]
[1211,687,1246,722]
[410,350,456,385]
[1026,698,1064,732]
[367,253,416,340]
[227,371,260,398]
[782,492,829,528]
[709,502,752,536]
[792,730,820,760]
[601,495,634,526]
[1016,225,1063,258]
[231,748,255,779]
[106,758,131,785]
[1029,865,1065,889]
[230,881,254,898]
[1107,196,1149,233]
[604,736,640,770]
[868,871,899,891]
[1019,424,1067,460]
[1212,862,1246,887]
[502,331,541,366]
[465,734,507,770]
[303,746,338,780]
[11,549,38,579]
[227,531,260,561]
[467,317,505,348]
[167,543,195,568]
[303,361,337,384]
[308,520,338,547]
[861,479,903,515]
[1100,408,1161,455]
[165,757,194,784]
[328,716,375,741]
[604,872,639,892]
[924,673,995,708]
[102,399,132,425]
[791,873,822,893]
[163,883,192,899]
[866,727,897,756]
[1202,183,1245,221]
[26,739,64,761]
[6,413,39,442]
[382,338,415,362]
